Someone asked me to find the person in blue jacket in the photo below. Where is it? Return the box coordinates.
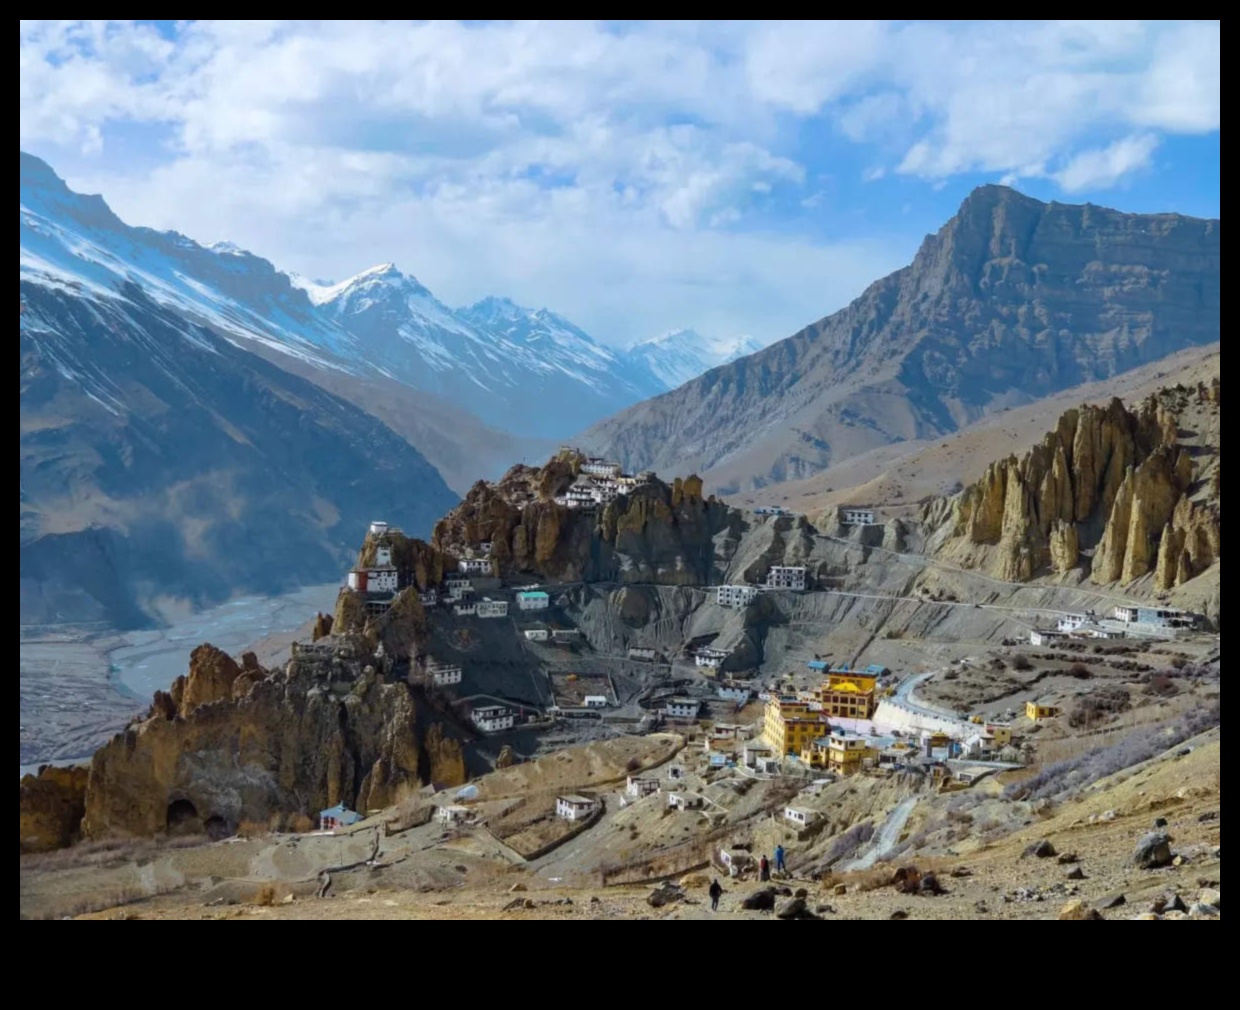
[774,844,786,874]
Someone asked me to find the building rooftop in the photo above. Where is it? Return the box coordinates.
[559,794,595,805]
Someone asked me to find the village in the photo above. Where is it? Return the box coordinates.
[320,478,1215,874]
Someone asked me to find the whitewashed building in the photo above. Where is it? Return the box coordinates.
[369,521,389,536]
[427,661,463,687]
[1057,613,1089,632]
[454,602,477,617]
[664,697,700,720]
[476,599,509,619]
[347,565,398,594]
[766,565,807,591]
[523,627,549,642]
[717,584,761,608]
[694,647,730,669]
[627,646,658,662]
[516,590,550,611]
[458,558,492,575]
[556,794,598,820]
[581,459,621,477]
[436,805,471,825]
[784,806,816,827]
[666,792,703,811]
[472,705,515,733]
[419,588,439,607]
[840,507,876,526]
[625,776,660,799]
[583,695,609,708]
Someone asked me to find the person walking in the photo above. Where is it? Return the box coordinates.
[774,844,786,874]
[709,878,723,912]
[759,854,770,882]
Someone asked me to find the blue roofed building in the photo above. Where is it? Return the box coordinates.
[319,802,363,831]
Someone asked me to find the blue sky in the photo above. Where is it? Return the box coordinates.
[19,20,1220,347]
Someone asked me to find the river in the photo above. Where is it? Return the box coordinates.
[20,581,340,776]
[107,582,341,701]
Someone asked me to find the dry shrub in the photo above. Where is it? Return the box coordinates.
[254,883,277,906]
[1011,654,1032,672]
[289,813,315,833]
[237,819,268,838]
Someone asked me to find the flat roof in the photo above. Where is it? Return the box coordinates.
[559,794,595,804]
[517,590,549,598]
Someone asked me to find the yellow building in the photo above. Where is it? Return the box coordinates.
[826,731,877,775]
[763,696,832,756]
[986,723,1013,746]
[812,672,878,719]
[1025,701,1059,721]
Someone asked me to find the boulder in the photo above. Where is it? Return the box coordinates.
[741,887,777,911]
[1023,839,1057,859]
[1189,903,1220,919]
[1059,900,1103,920]
[1065,866,1086,880]
[889,908,909,920]
[1132,831,1173,869]
[1198,887,1221,909]
[917,872,945,896]
[1056,852,1079,865]
[775,897,814,920]
[647,882,685,908]
[1098,894,1127,909]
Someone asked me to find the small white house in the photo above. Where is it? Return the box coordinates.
[419,588,439,606]
[625,776,660,799]
[436,805,471,825]
[694,647,730,669]
[717,584,761,608]
[476,599,509,619]
[555,794,598,821]
[454,602,478,616]
[583,695,609,708]
[664,697,700,720]
[551,628,581,644]
[1029,628,1067,646]
[368,521,389,536]
[580,459,621,477]
[1057,613,1088,632]
[743,742,774,769]
[840,507,876,526]
[472,705,515,733]
[428,662,462,686]
[627,646,658,662]
[516,590,550,611]
[459,558,492,575]
[784,806,816,827]
[766,565,807,591]
[667,792,703,811]
[523,627,549,642]
[717,683,752,703]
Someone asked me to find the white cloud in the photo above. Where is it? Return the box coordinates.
[1052,134,1160,193]
[18,20,1220,344]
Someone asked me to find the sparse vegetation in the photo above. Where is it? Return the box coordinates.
[1011,653,1032,671]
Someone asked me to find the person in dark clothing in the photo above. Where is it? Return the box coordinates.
[775,844,786,874]
[759,855,770,882]
[709,878,723,911]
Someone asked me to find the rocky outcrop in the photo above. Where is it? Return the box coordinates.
[311,612,333,640]
[927,383,1220,588]
[19,765,89,853]
[80,636,466,841]
[430,452,742,586]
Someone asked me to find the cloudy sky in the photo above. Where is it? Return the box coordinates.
[19,20,1221,347]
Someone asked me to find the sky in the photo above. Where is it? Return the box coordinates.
[19,20,1221,348]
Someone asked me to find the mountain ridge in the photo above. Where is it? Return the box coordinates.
[581,185,1221,493]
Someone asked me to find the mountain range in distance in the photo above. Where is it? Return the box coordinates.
[18,151,767,628]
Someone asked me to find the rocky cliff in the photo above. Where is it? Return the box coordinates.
[584,185,1220,494]
[428,453,743,585]
[925,381,1220,593]
[19,765,89,853]
[78,636,465,841]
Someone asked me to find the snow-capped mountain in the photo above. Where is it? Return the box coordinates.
[20,153,455,628]
[625,329,767,390]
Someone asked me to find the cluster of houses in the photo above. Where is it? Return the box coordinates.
[692,646,731,668]
[715,566,810,609]
[553,455,657,510]
[1030,604,1204,645]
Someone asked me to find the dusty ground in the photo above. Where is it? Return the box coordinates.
[55,736,1219,921]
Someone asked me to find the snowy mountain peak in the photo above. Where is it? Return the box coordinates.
[295,262,430,307]
[624,328,767,391]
